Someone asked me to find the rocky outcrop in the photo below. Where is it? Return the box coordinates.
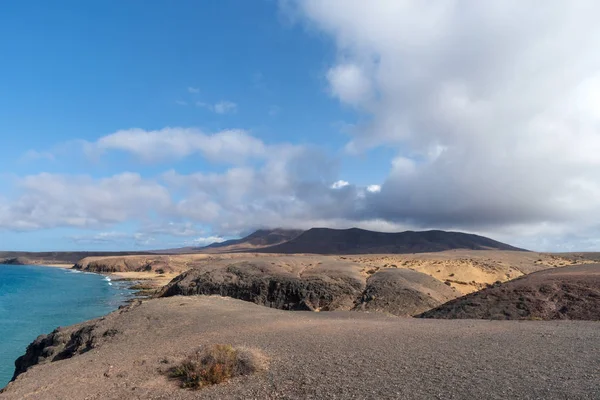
[12,324,98,380]
[418,264,600,320]
[158,260,461,315]
[9,303,140,383]
[159,261,365,311]
[354,268,458,316]
[0,257,32,265]
[74,255,175,273]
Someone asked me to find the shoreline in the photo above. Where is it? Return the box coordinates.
[30,263,178,297]
[108,271,179,299]
[36,263,75,269]
[17,262,177,301]
[1,263,178,389]
[0,263,75,269]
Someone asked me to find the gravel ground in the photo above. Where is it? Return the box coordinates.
[2,296,599,399]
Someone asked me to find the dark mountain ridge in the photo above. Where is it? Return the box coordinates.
[257,227,526,254]
[203,228,304,250]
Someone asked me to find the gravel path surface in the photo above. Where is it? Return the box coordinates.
[3,296,599,399]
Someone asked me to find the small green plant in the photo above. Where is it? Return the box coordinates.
[169,344,267,390]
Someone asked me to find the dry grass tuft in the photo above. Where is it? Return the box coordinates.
[169,344,268,389]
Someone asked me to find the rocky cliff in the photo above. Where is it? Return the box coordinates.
[7,302,142,386]
[158,258,460,315]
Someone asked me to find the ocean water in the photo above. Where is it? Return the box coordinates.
[0,265,134,388]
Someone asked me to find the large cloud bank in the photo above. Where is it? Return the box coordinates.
[3,1,600,251]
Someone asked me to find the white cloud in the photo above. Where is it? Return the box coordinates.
[187,87,200,94]
[189,236,225,247]
[0,173,171,230]
[67,222,218,248]
[327,63,372,107]
[331,180,349,189]
[7,2,600,251]
[0,145,372,241]
[214,101,238,114]
[289,0,600,244]
[175,100,188,106]
[85,127,265,163]
[140,221,206,238]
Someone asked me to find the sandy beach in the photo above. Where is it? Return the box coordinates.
[108,271,180,293]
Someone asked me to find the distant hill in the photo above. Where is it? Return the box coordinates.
[146,229,306,254]
[155,229,303,254]
[1,228,524,265]
[203,229,305,251]
[0,251,153,266]
[257,228,526,254]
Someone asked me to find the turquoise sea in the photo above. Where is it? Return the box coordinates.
[0,265,134,388]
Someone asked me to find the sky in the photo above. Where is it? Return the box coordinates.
[1,0,600,252]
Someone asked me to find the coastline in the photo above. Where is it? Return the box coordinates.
[30,263,178,298]
[35,263,74,269]
[108,271,179,298]
[108,271,179,287]
[0,264,139,391]
[0,263,177,388]
[0,262,178,306]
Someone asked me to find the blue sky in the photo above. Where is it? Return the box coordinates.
[1,1,600,252]
[2,0,342,165]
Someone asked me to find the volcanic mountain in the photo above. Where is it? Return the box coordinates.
[255,227,526,255]
[198,229,305,253]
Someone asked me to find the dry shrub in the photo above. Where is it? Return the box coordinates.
[169,344,268,389]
